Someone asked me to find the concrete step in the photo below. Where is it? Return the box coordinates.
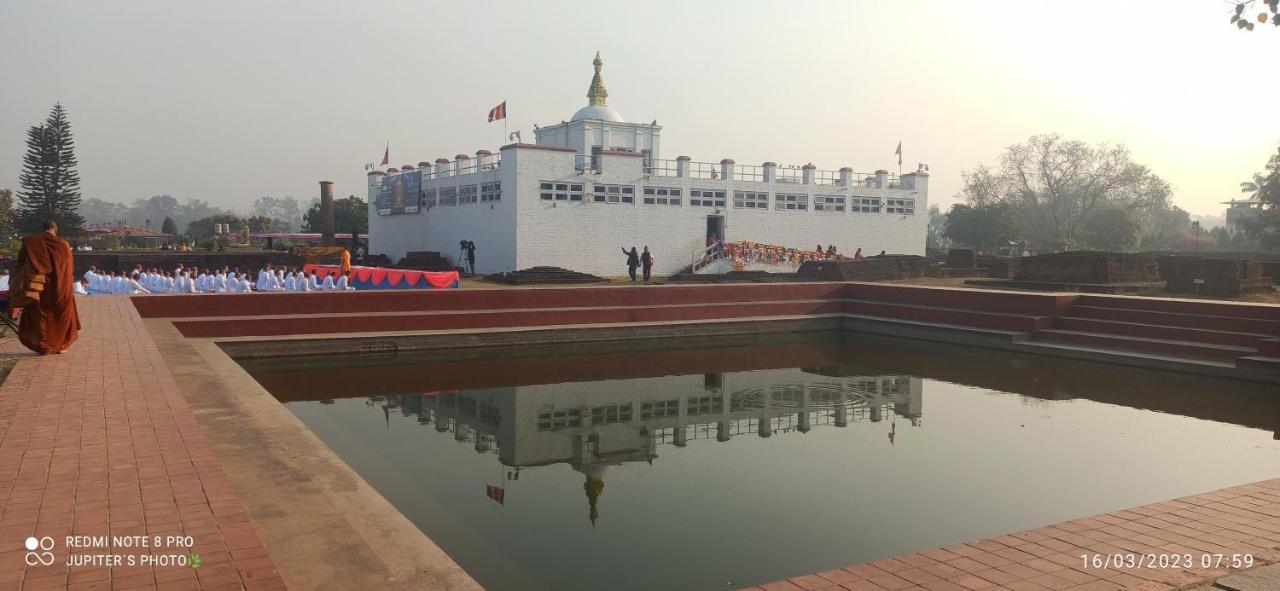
[1236,355,1280,372]
[1076,294,1280,320]
[172,299,846,338]
[844,299,1053,332]
[1259,338,1280,357]
[1053,316,1272,348]
[1067,305,1280,334]
[1019,340,1237,370]
[1033,329,1256,361]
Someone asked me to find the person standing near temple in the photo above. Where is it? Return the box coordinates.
[12,220,81,355]
[462,240,477,275]
[640,246,654,282]
[621,246,640,282]
[340,248,352,275]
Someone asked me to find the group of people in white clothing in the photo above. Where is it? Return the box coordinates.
[77,263,355,296]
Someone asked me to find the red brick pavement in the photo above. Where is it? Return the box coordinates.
[0,297,285,590]
[748,479,1280,591]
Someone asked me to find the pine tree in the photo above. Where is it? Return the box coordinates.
[161,216,177,236]
[17,103,86,235]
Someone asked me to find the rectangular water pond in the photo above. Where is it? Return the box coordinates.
[239,332,1280,591]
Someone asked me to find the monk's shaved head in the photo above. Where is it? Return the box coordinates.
[42,220,57,232]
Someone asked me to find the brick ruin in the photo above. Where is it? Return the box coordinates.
[1159,256,1273,296]
[797,255,930,282]
[1015,252,1161,284]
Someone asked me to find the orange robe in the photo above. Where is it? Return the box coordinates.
[15,232,80,354]
[340,249,352,274]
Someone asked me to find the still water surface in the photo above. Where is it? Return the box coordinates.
[242,333,1280,591]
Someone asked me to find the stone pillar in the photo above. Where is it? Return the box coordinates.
[834,403,848,427]
[838,166,853,187]
[717,420,731,442]
[874,169,889,189]
[319,181,335,246]
[435,158,451,178]
[720,159,735,181]
[762,162,777,183]
[475,150,492,170]
[454,154,470,175]
[802,163,816,185]
[418,161,432,180]
[676,155,691,178]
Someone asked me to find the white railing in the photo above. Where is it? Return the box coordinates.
[575,154,600,172]
[645,159,679,177]
[687,161,721,180]
[775,167,804,184]
[734,164,764,182]
[418,152,502,181]
[691,242,727,274]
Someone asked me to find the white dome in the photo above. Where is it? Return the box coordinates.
[571,105,624,122]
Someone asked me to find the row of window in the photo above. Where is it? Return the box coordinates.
[421,182,504,209]
[538,181,913,214]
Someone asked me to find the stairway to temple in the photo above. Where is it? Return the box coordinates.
[1030,294,1280,368]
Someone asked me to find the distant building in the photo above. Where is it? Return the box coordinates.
[1223,194,1265,235]
[368,53,930,276]
[84,224,171,248]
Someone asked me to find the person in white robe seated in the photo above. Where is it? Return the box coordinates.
[320,272,336,291]
[74,278,90,296]
[124,273,150,294]
[334,271,355,291]
[255,266,272,292]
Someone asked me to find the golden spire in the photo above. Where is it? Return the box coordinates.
[587,51,608,107]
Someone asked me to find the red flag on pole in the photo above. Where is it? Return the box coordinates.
[895,142,902,166]
[488,101,507,123]
[485,485,505,505]
[381,142,390,166]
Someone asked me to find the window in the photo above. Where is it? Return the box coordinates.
[640,400,679,420]
[479,402,501,426]
[775,193,808,211]
[537,409,581,431]
[422,188,436,209]
[815,195,845,212]
[438,186,457,206]
[733,191,768,209]
[642,186,681,205]
[459,184,478,204]
[689,189,726,207]
[686,396,724,416]
[592,184,635,204]
[480,181,501,202]
[539,181,584,202]
[591,404,632,425]
[886,198,915,214]
[852,197,881,213]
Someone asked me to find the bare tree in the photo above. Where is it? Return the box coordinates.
[958,134,1171,251]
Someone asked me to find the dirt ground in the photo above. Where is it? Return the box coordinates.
[885,276,1280,305]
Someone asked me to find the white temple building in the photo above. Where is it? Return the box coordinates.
[367,53,930,277]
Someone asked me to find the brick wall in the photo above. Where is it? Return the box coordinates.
[1163,258,1273,296]
[1016,252,1160,284]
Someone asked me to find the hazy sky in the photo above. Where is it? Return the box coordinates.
[2,1,1276,217]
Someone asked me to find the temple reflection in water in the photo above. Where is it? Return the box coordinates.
[359,369,921,523]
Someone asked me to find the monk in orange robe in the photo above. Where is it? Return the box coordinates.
[14,220,80,355]
[340,248,352,275]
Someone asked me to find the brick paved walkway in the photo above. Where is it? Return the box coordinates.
[749,479,1280,591]
[0,297,284,590]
